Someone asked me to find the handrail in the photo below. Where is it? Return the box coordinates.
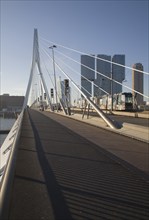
[0,109,24,220]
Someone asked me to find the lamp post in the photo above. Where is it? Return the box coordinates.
[110,70,113,111]
[34,83,38,106]
[49,45,58,111]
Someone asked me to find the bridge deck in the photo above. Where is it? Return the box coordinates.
[8,109,149,220]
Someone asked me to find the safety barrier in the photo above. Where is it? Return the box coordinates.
[0,110,24,219]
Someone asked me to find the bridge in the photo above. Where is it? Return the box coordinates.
[0,29,149,220]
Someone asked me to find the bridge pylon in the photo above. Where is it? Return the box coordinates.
[23,29,53,110]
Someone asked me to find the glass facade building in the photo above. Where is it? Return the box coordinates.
[132,63,144,105]
[112,55,125,95]
[81,55,95,97]
[81,54,125,98]
[95,55,111,97]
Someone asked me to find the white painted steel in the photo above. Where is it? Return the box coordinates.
[0,111,24,182]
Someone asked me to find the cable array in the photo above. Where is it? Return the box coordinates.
[39,36,149,100]
[40,36,149,76]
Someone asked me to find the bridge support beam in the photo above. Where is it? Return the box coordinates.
[53,61,120,129]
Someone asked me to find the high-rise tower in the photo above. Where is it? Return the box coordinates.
[80,54,125,99]
[112,55,125,94]
[132,63,144,106]
[81,55,95,97]
[95,55,111,97]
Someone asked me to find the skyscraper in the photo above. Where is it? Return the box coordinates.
[95,55,111,97]
[81,55,95,97]
[81,54,125,99]
[132,63,144,106]
[112,55,125,94]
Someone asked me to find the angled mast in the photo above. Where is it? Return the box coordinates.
[23,29,52,110]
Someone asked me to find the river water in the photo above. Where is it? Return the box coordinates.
[0,117,16,147]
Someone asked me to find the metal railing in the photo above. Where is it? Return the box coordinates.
[0,110,24,220]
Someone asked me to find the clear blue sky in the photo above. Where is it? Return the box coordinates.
[1,0,149,100]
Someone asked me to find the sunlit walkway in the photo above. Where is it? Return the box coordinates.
[8,109,149,220]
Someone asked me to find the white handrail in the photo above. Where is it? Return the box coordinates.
[0,109,24,219]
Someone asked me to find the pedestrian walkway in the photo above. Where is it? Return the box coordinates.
[55,111,149,143]
[44,110,149,175]
[8,109,149,220]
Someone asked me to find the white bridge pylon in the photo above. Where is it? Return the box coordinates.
[23,29,53,110]
[23,29,119,129]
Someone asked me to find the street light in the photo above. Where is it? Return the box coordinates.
[34,83,38,106]
[49,45,58,111]
[111,69,113,112]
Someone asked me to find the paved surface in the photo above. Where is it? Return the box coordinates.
[44,110,149,174]
[109,115,148,127]
[70,109,149,142]
[80,113,149,143]
[8,109,149,220]
[72,108,149,126]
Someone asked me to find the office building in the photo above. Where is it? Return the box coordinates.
[0,94,24,112]
[112,55,125,94]
[95,55,111,97]
[81,54,125,99]
[132,63,144,105]
[81,55,95,97]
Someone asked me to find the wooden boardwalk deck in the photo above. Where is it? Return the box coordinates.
[8,109,149,220]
